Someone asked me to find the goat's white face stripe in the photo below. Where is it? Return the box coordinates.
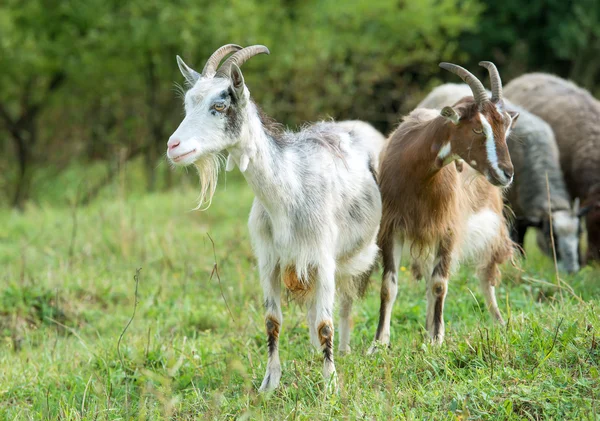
[479,113,503,179]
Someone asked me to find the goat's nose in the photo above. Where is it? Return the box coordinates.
[168,138,180,151]
[500,164,514,180]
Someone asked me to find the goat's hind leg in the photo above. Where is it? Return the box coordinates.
[259,263,283,392]
[338,293,353,354]
[477,259,505,325]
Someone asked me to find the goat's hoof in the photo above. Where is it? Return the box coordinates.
[258,366,281,393]
[323,364,338,394]
[338,346,351,355]
[367,341,387,355]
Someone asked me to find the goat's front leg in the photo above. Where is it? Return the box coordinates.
[369,231,402,354]
[426,234,454,344]
[258,264,283,392]
[314,259,337,389]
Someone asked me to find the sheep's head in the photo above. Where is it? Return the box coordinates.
[535,200,581,273]
[436,62,518,187]
[167,44,269,207]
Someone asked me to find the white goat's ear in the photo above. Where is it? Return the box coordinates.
[176,55,200,86]
[441,106,460,124]
[226,154,236,172]
[229,63,245,97]
[238,154,250,172]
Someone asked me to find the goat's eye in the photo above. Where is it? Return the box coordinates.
[473,127,483,135]
[213,103,226,112]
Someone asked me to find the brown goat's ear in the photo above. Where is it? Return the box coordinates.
[230,63,245,97]
[508,110,520,129]
[441,106,460,124]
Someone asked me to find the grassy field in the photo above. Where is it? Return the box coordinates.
[1,163,600,420]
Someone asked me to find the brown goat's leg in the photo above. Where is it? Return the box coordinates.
[369,233,402,354]
[477,261,505,325]
[426,235,454,344]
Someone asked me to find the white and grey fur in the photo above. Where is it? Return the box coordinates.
[419,83,580,273]
[168,45,384,391]
[505,73,600,264]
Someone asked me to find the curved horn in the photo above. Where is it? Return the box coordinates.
[202,44,243,78]
[479,61,503,103]
[215,45,270,79]
[439,62,488,105]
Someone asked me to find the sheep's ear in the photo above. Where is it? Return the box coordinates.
[572,197,580,215]
[176,55,200,86]
[441,106,460,124]
[229,63,245,98]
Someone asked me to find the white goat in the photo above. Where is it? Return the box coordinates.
[167,45,384,391]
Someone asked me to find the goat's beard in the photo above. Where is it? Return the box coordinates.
[192,153,223,210]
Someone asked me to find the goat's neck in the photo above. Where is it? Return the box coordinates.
[227,102,290,210]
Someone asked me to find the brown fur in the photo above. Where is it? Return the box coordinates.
[376,96,514,344]
[282,265,314,296]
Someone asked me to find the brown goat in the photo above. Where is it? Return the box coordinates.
[371,62,518,348]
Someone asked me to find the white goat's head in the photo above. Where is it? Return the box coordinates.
[167,44,269,206]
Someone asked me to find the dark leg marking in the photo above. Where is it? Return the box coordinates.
[432,295,444,340]
[266,316,280,357]
[318,321,334,362]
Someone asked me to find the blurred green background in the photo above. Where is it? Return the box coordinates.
[2,0,599,210]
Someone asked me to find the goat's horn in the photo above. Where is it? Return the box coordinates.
[439,62,488,105]
[215,45,270,79]
[479,61,503,103]
[202,44,243,78]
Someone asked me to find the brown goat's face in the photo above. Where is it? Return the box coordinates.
[438,100,518,187]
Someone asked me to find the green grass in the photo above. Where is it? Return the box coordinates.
[1,164,600,420]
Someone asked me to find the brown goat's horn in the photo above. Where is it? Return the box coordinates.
[479,61,503,103]
[439,62,488,105]
[202,44,243,78]
[215,45,270,79]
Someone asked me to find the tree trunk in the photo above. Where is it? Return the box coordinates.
[11,129,34,210]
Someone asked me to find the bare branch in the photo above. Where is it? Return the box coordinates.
[207,233,235,321]
[117,268,141,368]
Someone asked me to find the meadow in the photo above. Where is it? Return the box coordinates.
[1,162,599,420]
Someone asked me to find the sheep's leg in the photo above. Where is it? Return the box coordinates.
[258,264,283,392]
[426,234,454,345]
[477,260,505,325]
[338,293,353,354]
[509,218,528,254]
[369,233,402,354]
[314,259,337,389]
